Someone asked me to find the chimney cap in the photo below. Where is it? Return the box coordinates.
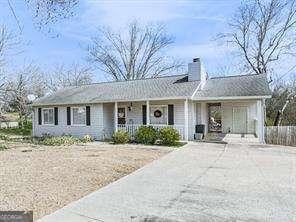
[193,58,200,62]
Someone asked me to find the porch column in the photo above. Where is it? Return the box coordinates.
[146,100,150,125]
[201,103,208,135]
[257,99,264,143]
[184,99,189,141]
[114,102,118,131]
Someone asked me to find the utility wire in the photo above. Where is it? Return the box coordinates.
[7,0,23,33]
[277,64,296,81]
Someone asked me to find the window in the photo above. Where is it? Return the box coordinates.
[43,108,54,125]
[72,107,86,125]
[118,107,126,124]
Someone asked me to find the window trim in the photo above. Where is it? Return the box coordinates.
[42,108,54,125]
[71,106,87,126]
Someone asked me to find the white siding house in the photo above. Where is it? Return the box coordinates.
[32,58,271,143]
[33,105,104,140]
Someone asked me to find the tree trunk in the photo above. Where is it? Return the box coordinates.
[273,94,292,126]
[273,110,281,126]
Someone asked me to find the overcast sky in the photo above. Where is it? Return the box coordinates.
[0,0,294,81]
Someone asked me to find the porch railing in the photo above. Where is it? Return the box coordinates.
[117,124,185,140]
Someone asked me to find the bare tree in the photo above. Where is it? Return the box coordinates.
[220,0,296,76]
[266,75,296,126]
[0,25,20,68]
[6,0,79,35]
[87,22,182,81]
[0,25,21,115]
[47,63,93,91]
[4,64,47,126]
[26,0,78,33]
[220,0,296,126]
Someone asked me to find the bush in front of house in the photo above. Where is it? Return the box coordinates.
[0,133,10,141]
[82,135,94,143]
[41,135,80,146]
[158,127,180,146]
[135,125,158,145]
[112,130,130,144]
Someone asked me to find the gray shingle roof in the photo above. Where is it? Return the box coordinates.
[193,74,271,99]
[33,74,271,106]
[34,75,199,106]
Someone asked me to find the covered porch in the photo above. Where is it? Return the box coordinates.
[102,99,187,140]
[193,99,265,143]
[102,98,265,142]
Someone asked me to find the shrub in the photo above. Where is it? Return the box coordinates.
[159,127,180,146]
[135,126,157,145]
[0,143,8,151]
[112,130,130,144]
[41,135,80,146]
[0,134,9,141]
[82,135,94,143]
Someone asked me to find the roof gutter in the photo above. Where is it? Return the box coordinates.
[32,94,272,107]
[32,96,191,107]
[192,95,272,101]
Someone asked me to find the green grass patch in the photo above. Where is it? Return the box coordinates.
[157,141,187,148]
[172,141,187,148]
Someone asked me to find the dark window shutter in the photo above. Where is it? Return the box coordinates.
[67,107,71,125]
[86,106,91,126]
[142,105,147,125]
[38,108,42,125]
[168,104,174,125]
[54,107,58,125]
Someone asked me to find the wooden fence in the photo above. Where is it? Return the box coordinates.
[265,126,296,147]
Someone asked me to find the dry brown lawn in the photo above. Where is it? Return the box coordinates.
[0,142,170,220]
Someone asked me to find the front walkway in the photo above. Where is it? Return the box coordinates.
[39,142,296,222]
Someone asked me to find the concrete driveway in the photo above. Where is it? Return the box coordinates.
[39,142,296,222]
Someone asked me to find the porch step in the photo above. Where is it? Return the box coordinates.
[222,134,260,144]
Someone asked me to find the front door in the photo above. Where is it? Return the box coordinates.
[233,107,247,133]
[208,103,222,132]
